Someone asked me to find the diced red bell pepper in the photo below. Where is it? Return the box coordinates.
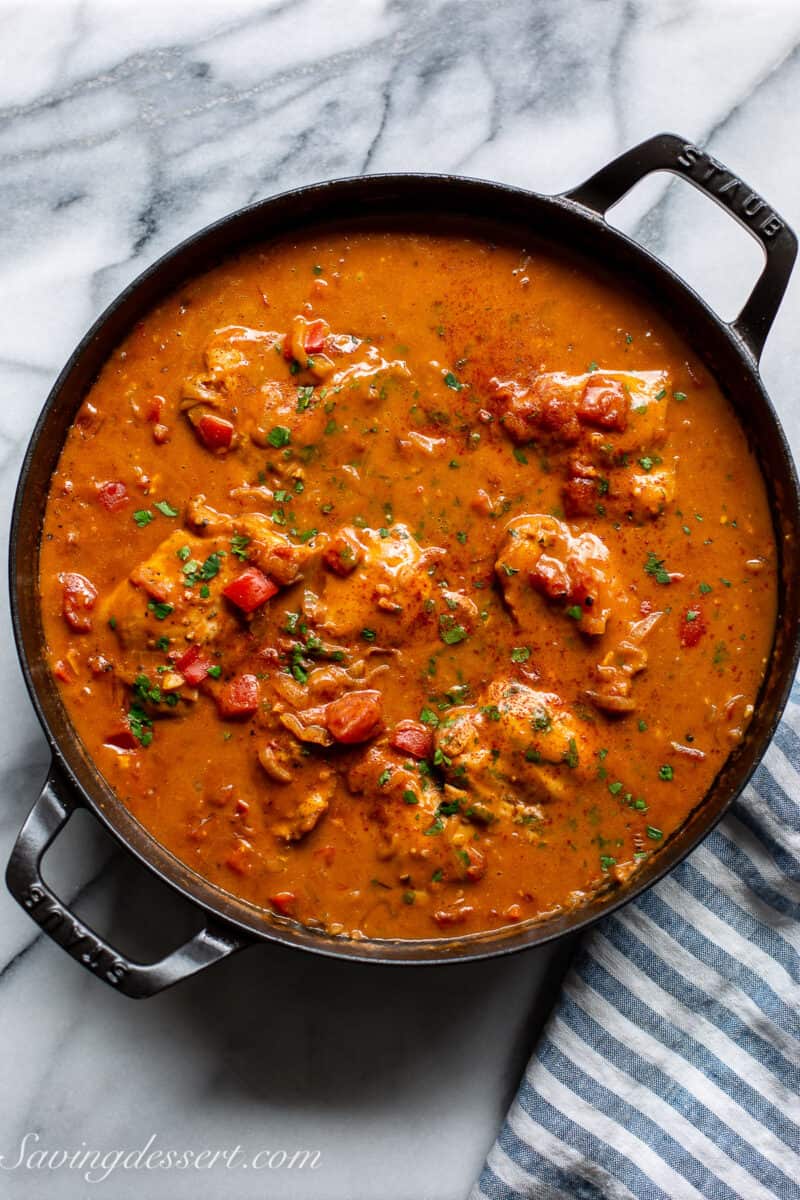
[196,413,234,450]
[323,529,363,577]
[304,319,327,355]
[222,566,278,613]
[146,394,165,422]
[326,690,383,744]
[562,477,599,518]
[578,377,629,431]
[97,480,128,511]
[225,840,253,875]
[60,572,98,632]
[217,673,259,718]
[529,555,570,600]
[176,644,214,685]
[270,891,297,915]
[680,607,706,648]
[104,722,139,751]
[390,719,434,759]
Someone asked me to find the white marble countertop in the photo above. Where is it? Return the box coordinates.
[1,2,800,1198]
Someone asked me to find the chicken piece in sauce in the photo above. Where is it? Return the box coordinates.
[435,679,598,814]
[495,514,618,636]
[489,369,676,520]
[347,742,487,894]
[307,523,446,645]
[181,321,411,455]
[101,529,240,654]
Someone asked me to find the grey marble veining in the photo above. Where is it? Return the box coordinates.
[1,2,799,1197]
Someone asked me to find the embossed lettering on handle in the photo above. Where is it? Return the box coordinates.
[564,132,797,363]
[674,141,784,238]
[6,773,245,998]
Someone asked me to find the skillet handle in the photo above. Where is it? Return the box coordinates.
[563,131,797,363]
[6,771,246,998]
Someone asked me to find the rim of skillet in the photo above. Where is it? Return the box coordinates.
[10,169,800,965]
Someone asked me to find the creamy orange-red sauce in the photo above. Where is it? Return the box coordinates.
[39,230,777,939]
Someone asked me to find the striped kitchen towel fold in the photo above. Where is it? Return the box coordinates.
[472,678,800,1200]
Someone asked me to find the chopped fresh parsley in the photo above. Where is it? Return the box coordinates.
[699,581,713,595]
[511,646,531,664]
[133,674,162,705]
[133,509,153,528]
[644,551,671,585]
[441,625,467,646]
[231,534,250,561]
[443,371,463,391]
[377,768,392,787]
[658,764,674,782]
[154,500,178,517]
[532,706,551,732]
[566,605,583,621]
[647,826,663,840]
[402,790,418,806]
[361,628,377,642]
[207,665,222,679]
[419,707,440,727]
[600,855,616,872]
[147,600,173,621]
[267,425,291,448]
[128,705,153,747]
[184,551,225,586]
[563,737,579,769]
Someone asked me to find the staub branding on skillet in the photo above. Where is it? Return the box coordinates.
[675,142,784,238]
[7,133,800,997]
[21,883,128,987]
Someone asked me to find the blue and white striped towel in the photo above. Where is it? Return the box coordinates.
[472,678,800,1200]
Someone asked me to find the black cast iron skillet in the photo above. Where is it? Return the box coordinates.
[7,133,799,997]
